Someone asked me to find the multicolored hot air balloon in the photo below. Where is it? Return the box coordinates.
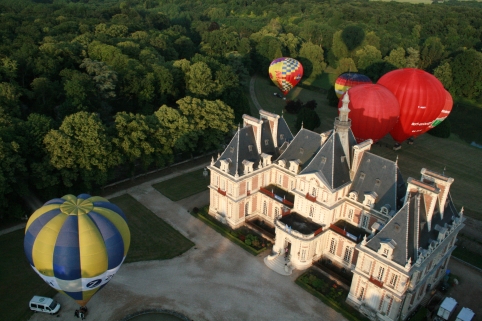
[429,90,453,128]
[338,84,400,143]
[377,68,446,143]
[24,194,130,307]
[334,72,372,98]
[268,57,303,95]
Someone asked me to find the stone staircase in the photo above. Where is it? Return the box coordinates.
[264,253,293,276]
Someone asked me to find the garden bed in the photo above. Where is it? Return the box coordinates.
[190,207,271,256]
[296,269,369,321]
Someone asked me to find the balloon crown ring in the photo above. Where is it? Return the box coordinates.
[59,198,94,216]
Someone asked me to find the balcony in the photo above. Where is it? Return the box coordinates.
[217,187,226,196]
[305,193,317,202]
[260,184,295,208]
[279,212,323,236]
[369,276,384,288]
[329,220,369,243]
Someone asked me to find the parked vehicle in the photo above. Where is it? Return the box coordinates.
[456,307,475,321]
[29,296,61,314]
[435,297,457,321]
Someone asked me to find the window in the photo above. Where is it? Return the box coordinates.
[278,174,282,185]
[248,145,253,152]
[309,205,314,218]
[291,180,294,190]
[377,266,385,281]
[362,259,372,273]
[361,215,369,228]
[382,248,389,258]
[301,181,305,191]
[389,274,398,288]
[311,187,317,197]
[329,238,337,254]
[301,249,306,261]
[381,295,392,314]
[358,287,365,301]
[300,148,304,154]
[221,179,225,191]
[343,246,352,263]
[348,209,354,220]
[265,139,269,145]
[246,181,250,192]
[245,202,249,216]
[280,134,284,140]
[274,207,279,217]
[263,201,267,215]
[227,203,232,218]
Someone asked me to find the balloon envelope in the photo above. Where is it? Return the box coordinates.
[377,68,446,143]
[338,84,400,143]
[335,72,372,98]
[429,90,453,128]
[24,194,130,306]
[268,57,303,95]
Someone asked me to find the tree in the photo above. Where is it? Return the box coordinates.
[80,58,118,99]
[384,47,406,69]
[451,49,482,100]
[186,62,217,97]
[295,107,321,132]
[299,41,326,78]
[335,58,357,77]
[44,112,120,189]
[355,45,382,70]
[341,26,365,51]
[332,30,349,60]
[405,47,420,68]
[434,61,453,91]
[303,100,318,111]
[285,99,303,114]
[419,37,445,70]
[176,96,235,152]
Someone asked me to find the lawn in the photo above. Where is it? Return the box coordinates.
[452,247,482,270]
[110,194,194,263]
[0,194,193,321]
[0,229,57,321]
[152,168,209,202]
[250,75,482,221]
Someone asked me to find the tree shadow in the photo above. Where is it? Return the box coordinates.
[341,26,365,51]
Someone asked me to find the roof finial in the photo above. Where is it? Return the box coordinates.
[211,156,214,165]
[395,155,399,165]
[460,206,464,215]
[235,168,239,178]
[443,166,446,176]
[281,109,284,118]
[301,121,304,129]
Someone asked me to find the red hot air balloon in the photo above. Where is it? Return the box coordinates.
[429,90,453,128]
[338,84,400,143]
[377,68,446,143]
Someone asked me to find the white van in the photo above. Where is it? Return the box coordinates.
[29,296,61,314]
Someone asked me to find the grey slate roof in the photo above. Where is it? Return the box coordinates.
[350,152,402,212]
[299,131,352,190]
[276,129,322,168]
[214,125,260,176]
[260,120,278,156]
[276,116,294,146]
[366,191,460,267]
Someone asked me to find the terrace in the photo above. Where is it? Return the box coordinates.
[260,184,295,208]
[329,220,370,243]
[279,212,323,236]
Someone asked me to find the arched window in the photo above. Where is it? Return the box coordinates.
[263,201,267,215]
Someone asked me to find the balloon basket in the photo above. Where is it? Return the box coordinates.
[393,143,402,151]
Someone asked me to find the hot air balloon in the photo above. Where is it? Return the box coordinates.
[334,72,372,98]
[338,84,400,143]
[24,194,130,307]
[377,68,446,143]
[268,57,303,95]
[429,90,453,128]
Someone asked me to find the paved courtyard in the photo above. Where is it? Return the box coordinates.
[28,166,348,321]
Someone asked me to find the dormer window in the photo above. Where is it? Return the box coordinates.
[265,139,269,146]
[360,172,366,179]
[280,134,284,140]
[382,249,389,257]
[219,158,231,173]
[242,159,254,174]
[378,239,396,260]
[348,191,357,200]
[248,145,253,152]
[230,147,234,153]
[321,157,326,164]
[300,148,304,154]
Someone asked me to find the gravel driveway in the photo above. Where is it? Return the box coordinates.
[28,180,348,321]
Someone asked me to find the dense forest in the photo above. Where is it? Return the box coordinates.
[1,0,482,221]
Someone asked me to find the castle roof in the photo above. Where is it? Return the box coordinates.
[350,152,405,212]
[275,128,323,168]
[366,190,460,267]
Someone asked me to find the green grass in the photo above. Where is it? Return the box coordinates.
[452,247,482,270]
[190,207,267,256]
[410,307,429,321]
[111,194,194,263]
[152,168,209,201]
[0,230,57,321]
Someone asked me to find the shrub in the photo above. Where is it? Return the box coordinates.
[192,207,199,214]
[245,239,252,246]
[252,238,260,248]
[239,234,246,241]
[304,100,318,110]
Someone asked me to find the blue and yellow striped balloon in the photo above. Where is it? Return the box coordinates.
[24,194,130,306]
